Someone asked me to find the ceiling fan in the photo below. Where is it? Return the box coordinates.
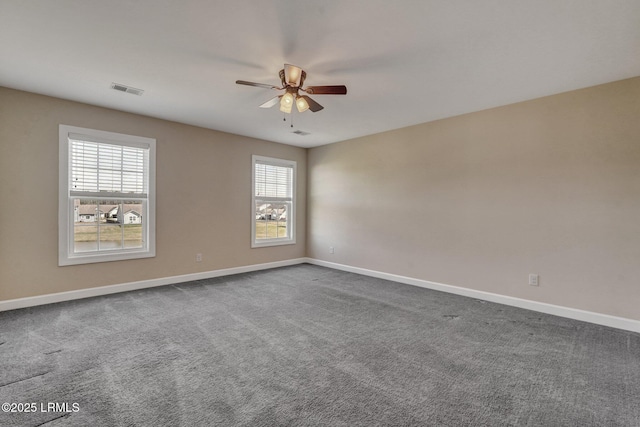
[236,64,347,113]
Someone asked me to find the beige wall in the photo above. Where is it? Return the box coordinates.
[308,77,640,321]
[0,87,306,301]
[3,78,639,321]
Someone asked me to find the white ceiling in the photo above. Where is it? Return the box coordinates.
[1,1,639,148]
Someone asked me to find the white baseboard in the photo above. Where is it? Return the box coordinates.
[0,258,307,312]
[3,257,639,334]
[305,258,640,334]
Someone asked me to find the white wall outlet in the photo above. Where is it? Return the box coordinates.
[196,253,202,262]
[329,246,335,254]
[529,274,539,286]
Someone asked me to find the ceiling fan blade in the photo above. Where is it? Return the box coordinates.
[259,96,281,108]
[301,95,324,112]
[236,80,280,90]
[305,85,347,95]
[284,64,303,87]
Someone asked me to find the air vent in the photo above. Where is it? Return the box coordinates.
[292,130,310,136]
[110,83,144,96]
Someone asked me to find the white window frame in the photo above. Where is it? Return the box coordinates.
[252,155,296,248]
[58,125,156,266]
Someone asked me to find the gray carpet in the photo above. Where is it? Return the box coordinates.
[0,264,638,426]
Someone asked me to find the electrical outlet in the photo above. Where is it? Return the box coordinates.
[196,253,202,262]
[329,247,335,254]
[528,274,539,286]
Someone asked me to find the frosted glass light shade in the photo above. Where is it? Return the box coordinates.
[296,96,309,113]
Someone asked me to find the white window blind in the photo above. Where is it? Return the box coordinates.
[254,161,293,201]
[69,135,148,198]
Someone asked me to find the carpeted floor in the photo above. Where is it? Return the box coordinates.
[0,264,638,426]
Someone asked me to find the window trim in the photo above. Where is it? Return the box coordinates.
[58,125,156,266]
[251,155,296,248]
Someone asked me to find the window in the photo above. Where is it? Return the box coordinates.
[252,155,296,247]
[58,125,155,265]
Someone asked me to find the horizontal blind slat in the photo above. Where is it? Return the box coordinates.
[70,191,148,199]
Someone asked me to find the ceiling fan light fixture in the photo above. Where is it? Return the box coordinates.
[284,64,303,87]
[280,92,294,113]
[296,95,309,113]
[279,103,292,114]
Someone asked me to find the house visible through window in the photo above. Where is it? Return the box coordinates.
[252,155,296,247]
[59,125,156,265]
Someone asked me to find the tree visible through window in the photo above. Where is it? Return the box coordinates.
[252,155,296,247]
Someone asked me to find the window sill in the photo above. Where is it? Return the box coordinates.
[251,239,296,249]
[59,249,155,266]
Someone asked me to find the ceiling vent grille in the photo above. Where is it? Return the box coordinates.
[111,83,144,96]
[292,130,310,136]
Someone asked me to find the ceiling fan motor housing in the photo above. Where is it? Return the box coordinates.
[280,68,306,88]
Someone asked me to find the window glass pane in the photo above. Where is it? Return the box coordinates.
[100,224,123,250]
[123,201,144,248]
[73,199,98,253]
[255,201,270,240]
[72,199,144,252]
[277,204,288,238]
[100,200,120,224]
[98,200,122,250]
[255,202,288,240]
